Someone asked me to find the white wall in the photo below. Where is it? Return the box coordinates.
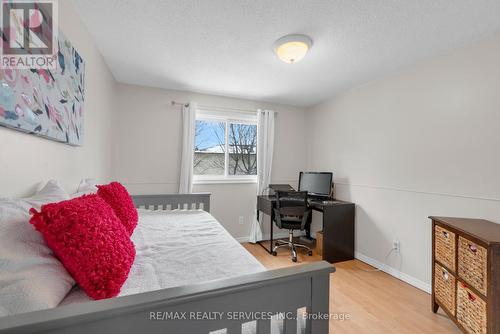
[0,1,116,196]
[113,84,308,239]
[307,33,500,290]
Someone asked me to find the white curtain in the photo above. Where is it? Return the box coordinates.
[249,109,275,243]
[179,102,197,194]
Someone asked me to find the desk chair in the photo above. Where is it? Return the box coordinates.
[272,190,313,262]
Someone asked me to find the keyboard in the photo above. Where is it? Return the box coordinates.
[308,199,337,205]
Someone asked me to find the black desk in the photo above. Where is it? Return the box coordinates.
[256,195,355,263]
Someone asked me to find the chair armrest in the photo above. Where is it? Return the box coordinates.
[300,209,312,230]
[273,208,283,228]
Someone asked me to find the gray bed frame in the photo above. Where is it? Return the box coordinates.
[0,193,334,334]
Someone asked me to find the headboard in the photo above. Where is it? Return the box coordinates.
[131,193,211,212]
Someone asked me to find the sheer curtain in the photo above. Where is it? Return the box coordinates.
[179,102,197,194]
[249,109,275,243]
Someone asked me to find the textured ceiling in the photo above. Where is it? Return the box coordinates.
[72,0,500,107]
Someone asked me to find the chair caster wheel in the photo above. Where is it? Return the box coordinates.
[308,251,313,256]
[272,251,277,256]
[292,257,297,262]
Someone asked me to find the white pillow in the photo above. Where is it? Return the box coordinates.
[71,178,98,198]
[0,180,75,316]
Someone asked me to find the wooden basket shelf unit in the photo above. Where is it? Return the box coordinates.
[430,216,500,334]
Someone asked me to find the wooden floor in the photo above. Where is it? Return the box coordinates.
[243,241,461,334]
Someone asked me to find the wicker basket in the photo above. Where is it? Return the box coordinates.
[434,263,456,316]
[458,237,488,296]
[457,283,487,334]
[435,225,456,272]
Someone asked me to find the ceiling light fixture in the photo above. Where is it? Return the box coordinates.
[274,34,313,64]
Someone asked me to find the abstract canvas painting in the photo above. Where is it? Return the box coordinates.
[0,31,85,146]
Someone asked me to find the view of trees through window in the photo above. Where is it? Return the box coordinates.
[194,119,257,176]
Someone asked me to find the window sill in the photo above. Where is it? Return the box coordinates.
[193,178,257,185]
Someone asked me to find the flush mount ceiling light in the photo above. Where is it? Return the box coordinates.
[274,34,313,64]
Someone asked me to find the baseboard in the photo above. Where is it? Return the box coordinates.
[236,231,305,243]
[355,251,431,294]
[236,236,251,242]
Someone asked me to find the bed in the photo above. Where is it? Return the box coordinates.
[0,193,334,334]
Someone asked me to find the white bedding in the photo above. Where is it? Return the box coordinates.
[61,209,265,304]
[58,209,302,333]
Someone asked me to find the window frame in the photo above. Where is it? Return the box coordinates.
[193,108,258,184]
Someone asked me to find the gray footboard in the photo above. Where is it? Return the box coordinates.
[0,262,334,334]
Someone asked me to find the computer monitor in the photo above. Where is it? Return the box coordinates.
[298,172,333,198]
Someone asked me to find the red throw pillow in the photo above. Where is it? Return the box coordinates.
[97,182,138,236]
[29,194,136,300]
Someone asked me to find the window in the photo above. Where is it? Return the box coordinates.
[194,109,257,183]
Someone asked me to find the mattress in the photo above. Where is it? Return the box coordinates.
[61,209,266,304]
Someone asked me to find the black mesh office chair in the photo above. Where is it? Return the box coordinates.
[272,190,313,262]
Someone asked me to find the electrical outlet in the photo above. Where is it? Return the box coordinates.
[238,216,244,225]
[393,240,400,252]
